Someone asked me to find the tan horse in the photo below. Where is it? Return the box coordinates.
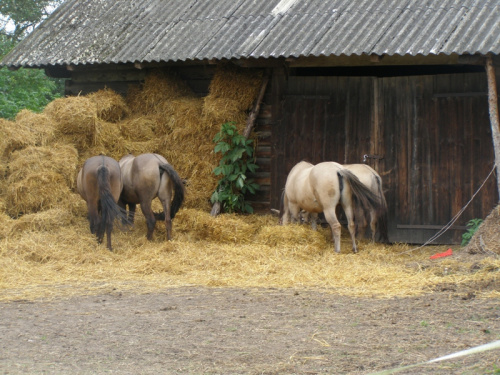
[119,153,185,241]
[280,161,383,253]
[344,164,388,242]
[77,155,127,250]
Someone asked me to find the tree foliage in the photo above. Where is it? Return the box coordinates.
[0,0,65,119]
[0,0,62,42]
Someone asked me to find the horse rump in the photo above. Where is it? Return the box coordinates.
[159,163,185,220]
[77,155,128,251]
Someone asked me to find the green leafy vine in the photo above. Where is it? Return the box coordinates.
[211,122,259,214]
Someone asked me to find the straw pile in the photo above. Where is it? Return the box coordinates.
[0,66,498,302]
[464,205,500,255]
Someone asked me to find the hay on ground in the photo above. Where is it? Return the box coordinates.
[8,208,78,236]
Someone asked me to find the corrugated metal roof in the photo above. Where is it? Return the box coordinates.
[2,0,499,68]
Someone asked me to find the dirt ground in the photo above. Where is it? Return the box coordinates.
[1,285,499,375]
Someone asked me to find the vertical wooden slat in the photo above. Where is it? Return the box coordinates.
[486,55,500,199]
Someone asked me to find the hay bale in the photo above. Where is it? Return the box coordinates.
[119,116,157,141]
[7,144,79,188]
[126,70,194,115]
[464,204,500,255]
[15,110,57,146]
[44,96,98,150]
[0,118,37,159]
[206,64,263,111]
[94,120,127,160]
[202,97,247,129]
[155,97,204,135]
[87,88,129,123]
[5,171,72,217]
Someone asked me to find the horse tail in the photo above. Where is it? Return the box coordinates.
[96,166,127,237]
[338,169,382,219]
[374,175,389,242]
[159,164,185,219]
[278,189,286,223]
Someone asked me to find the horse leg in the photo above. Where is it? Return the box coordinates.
[281,195,291,225]
[343,204,358,253]
[302,211,319,230]
[369,209,377,242]
[118,200,135,225]
[309,212,318,230]
[288,204,301,224]
[323,208,342,253]
[140,201,156,241]
[87,201,100,236]
[160,199,172,240]
[128,203,136,224]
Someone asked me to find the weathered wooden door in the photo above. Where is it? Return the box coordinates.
[271,72,498,244]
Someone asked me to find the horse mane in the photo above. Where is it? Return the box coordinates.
[159,163,185,219]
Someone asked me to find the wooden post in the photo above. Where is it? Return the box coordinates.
[243,69,271,138]
[485,55,500,200]
[210,69,272,216]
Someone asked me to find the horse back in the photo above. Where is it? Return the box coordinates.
[344,164,380,193]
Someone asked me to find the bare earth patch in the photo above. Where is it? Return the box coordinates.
[1,286,499,375]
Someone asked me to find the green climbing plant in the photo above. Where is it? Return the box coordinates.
[461,218,483,246]
[211,122,259,214]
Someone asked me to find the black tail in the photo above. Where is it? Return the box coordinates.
[374,175,389,242]
[279,189,286,223]
[338,169,383,220]
[97,166,129,239]
[159,163,185,219]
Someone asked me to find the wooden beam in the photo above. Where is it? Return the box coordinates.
[243,69,271,138]
[485,54,500,200]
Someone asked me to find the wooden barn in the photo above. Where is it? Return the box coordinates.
[2,0,500,244]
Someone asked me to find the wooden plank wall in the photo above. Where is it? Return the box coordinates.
[265,69,499,244]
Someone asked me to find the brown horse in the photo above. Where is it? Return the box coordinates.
[119,153,185,240]
[77,155,127,250]
[344,164,388,242]
[280,161,383,253]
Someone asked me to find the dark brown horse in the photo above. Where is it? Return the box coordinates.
[280,161,384,253]
[119,153,185,240]
[77,155,127,250]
